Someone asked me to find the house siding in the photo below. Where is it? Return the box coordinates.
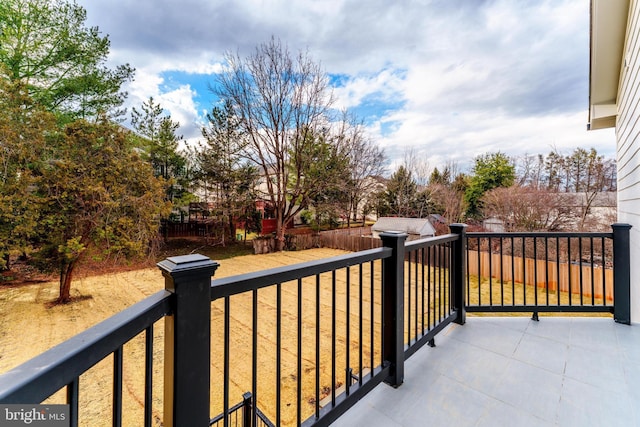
[617,0,640,322]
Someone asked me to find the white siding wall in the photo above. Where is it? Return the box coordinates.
[617,0,640,323]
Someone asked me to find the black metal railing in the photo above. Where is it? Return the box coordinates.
[0,223,631,427]
[402,223,466,360]
[202,229,465,427]
[465,224,630,323]
[210,393,274,427]
[0,229,464,427]
[0,291,173,426]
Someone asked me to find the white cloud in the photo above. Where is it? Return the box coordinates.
[78,0,614,173]
[333,69,406,111]
[157,85,203,142]
[372,109,615,173]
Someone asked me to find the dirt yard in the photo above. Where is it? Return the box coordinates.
[0,248,354,426]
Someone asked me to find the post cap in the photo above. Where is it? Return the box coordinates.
[611,223,632,230]
[449,223,468,229]
[157,254,220,276]
[379,231,408,238]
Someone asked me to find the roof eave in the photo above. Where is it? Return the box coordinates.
[588,0,630,131]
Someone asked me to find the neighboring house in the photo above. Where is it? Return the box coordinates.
[482,217,505,232]
[428,213,448,227]
[589,0,640,322]
[189,201,221,222]
[371,217,436,240]
[556,192,617,229]
[360,175,388,222]
[480,192,615,233]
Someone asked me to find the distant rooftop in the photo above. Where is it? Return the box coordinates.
[372,217,436,238]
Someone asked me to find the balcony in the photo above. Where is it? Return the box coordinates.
[0,224,633,426]
[334,317,640,426]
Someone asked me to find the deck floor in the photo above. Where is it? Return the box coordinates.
[332,317,640,427]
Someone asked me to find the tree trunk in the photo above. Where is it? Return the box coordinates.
[275,211,286,251]
[229,216,236,244]
[57,260,76,304]
[275,225,285,251]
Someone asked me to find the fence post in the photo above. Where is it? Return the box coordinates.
[449,223,467,325]
[158,254,220,427]
[612,223,632,325]
[242,392,252,427]
[380,231,407,388]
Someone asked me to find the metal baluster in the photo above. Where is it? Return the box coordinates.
[315,275,321,419]
[67,378,79,427]
[358,263,363,387]
[276,284,282,426]
[297,278,302,426]
[113,347,123,427]
[252,288,258,427]
[331,271,336,407]
[345,267,351,396]
[224,296,230,427]
[144,326,153,427]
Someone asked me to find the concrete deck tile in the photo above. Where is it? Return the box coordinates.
[335,317,639,427]
[512,332,568,375]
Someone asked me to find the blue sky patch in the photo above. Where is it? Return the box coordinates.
[160,71,220,112]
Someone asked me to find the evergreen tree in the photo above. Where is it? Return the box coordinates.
[295,131,350,229]
[193,100,259,244]
[0,0,134,121]
[35,119,169,303]
[464,152,515,219]
[131,97,189,206]
[380,166,426,217]
[0,78,54,268]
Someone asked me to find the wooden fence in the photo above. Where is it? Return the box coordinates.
[162,222,215,238]
[319,227,379,251]
[468,250,614,301]
[287,227,380,252]
[275,230,614,302]
[317,226,372,238]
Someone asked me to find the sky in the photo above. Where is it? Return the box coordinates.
[77,0,615,174]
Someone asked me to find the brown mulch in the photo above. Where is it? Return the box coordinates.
[0,238,255,288]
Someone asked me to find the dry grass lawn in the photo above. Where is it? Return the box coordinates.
[0,248,355,426]
[0,247,611,426]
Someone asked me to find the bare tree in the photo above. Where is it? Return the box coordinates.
[443,160,462,184]
[216,37,334,250]
[568,148,616,230]
[515,153,545,188]
[540,148,616,230]
[428,182,465,224]
[336,112,386,226]
[401,148,433,217]
[481,185,571,231]
[377,165,434,218]
[402,148,431,186]
[426,161,466,224]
